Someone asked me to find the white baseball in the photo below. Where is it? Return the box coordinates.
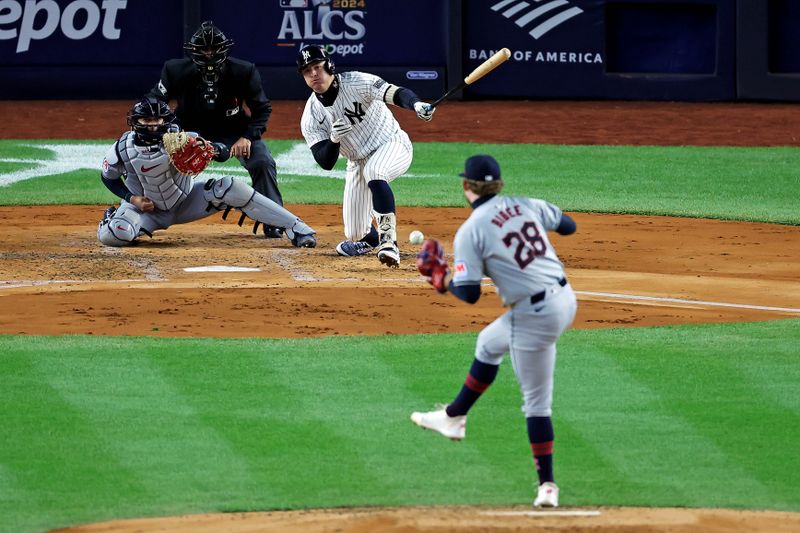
[409,230,424,245]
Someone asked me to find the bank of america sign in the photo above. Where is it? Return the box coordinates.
[491,0,584,39]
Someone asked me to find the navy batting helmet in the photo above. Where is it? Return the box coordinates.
[184,21,234,68]
[127,97,176,144]
[296,45,335,75]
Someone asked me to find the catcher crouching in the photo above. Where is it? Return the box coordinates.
[97,97,316,248]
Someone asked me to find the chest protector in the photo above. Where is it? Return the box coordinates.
[118,131,194,211]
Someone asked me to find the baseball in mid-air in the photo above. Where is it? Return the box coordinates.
[409,230,425,245]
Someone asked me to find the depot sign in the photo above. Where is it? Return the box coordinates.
[0,0,127,53]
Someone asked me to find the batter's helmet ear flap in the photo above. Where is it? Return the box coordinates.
[296,45,335,75]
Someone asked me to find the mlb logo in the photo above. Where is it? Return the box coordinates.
[280,0,308,7]
[102,158,109,171]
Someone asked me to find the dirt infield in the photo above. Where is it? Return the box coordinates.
[2,100,799,532]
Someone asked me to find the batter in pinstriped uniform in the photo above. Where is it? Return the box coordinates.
[411,155,578,508]
[297,45,435,268]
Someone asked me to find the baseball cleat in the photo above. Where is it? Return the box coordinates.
[292,233,317,248]
[377,242,400,268]
[410,405,466,440]
[263,225,284,239]
[533,482,559,508]
[336,240,373,257]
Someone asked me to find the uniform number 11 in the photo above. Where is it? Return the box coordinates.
[503,221,547,269]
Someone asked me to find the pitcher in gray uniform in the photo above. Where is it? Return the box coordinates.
[97,98,316,248]
[410,155,578,508]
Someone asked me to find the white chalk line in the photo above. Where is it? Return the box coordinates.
[481,509,601,517]
[1,278,798,314]
[575,290,800,314]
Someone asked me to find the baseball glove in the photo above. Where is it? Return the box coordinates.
[162,132,215,175]
[416,239,450,293]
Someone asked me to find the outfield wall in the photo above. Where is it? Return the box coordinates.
[1,0,800,101]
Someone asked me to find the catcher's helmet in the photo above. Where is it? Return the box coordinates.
[127,97,176,144]
[184,21,234,68]
[296,45,335,75]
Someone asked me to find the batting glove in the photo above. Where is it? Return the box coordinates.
[330,118,353,143]
[413,101,435,122]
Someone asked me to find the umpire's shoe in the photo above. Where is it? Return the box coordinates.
[292,232,317,248]
[410,405,466,441]
[263,225,284,239]
[336,240,373,257]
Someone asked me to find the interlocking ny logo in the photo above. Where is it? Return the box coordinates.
[343,102,365,124]
[302,50,311,61]
[491,0,583,39]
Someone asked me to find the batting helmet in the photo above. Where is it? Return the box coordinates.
[184,21,234,68]
[296,45,335,75]
[127,97,176,144]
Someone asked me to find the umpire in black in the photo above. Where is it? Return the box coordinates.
[148,21,285,238]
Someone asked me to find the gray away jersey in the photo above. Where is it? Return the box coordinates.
[300,71,402,161]
[101,131,194,211]
[452,195,567,306]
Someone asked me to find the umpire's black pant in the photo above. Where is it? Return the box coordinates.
[219,137,283,206]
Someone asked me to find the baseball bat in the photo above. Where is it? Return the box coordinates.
[429,48,512,109]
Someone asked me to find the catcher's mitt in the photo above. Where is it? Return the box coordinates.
[162,131,215,175]
[416,239,450,293]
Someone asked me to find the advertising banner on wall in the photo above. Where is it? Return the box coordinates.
[463,0,736,100]
[0,0,449,98]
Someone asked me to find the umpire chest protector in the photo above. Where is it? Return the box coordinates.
[116,132,193,211]
[159,58,261,140]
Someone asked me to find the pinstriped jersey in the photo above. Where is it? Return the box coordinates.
[300,71,402,161]
[101,131,194,211]
[452,195,567,306]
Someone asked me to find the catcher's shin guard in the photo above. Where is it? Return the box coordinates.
[204,176,316,242]
[97,206,139,247]
[375,212,400,267]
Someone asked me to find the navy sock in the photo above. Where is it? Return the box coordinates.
[526,416,555,484]
[360,226,379,247]
[445,359,499,417]
[368,180,396,214]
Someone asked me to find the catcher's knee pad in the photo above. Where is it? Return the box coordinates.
[97,211,138,247]
[203,176,254,209]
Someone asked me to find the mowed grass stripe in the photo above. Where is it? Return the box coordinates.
[0,342,151,533]
[562,322,800,510]
[608,323,800,509]
[265,335,521,507]
[29,339,267,514]
[557,336,776,509]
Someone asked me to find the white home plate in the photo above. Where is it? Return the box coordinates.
[183,266,261,272]
[481,510,601,517]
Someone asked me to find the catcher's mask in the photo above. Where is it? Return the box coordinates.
[184,21,234,105]
[127,97,176,144]
[296,45,335,75]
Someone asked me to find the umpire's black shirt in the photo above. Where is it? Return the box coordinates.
[148,57,271,142]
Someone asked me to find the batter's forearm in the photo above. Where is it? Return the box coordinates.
[310,139,340,170]
[392,87,421,111]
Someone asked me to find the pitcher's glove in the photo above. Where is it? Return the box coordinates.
[416,239,450,293]
[162,132,216,175]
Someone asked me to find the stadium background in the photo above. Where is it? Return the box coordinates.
[1,1,800,532]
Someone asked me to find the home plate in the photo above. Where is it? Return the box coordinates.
[183,266,261,272]
[481,510,601,517]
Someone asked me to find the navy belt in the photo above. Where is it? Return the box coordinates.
[530,277,567,304]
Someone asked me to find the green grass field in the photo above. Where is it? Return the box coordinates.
[1,139,799,223]
[1,139,799,532]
